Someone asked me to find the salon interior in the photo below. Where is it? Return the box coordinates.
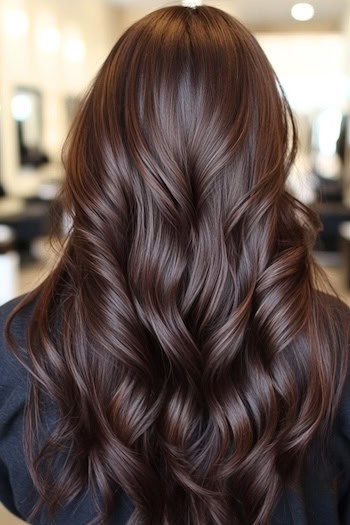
[0,0,350,521]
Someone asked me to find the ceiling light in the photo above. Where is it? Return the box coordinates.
[291,3,315,22]
[63,33,86,63]
[36,26,61,54]
[3,9,29,38]
[63,37,85,62]
[182,0,202,7]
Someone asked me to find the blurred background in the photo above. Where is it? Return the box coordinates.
[1,0,350,521]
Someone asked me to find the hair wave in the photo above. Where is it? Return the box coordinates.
[5,5,350,525]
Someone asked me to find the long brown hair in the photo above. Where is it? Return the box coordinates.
[5,4,350,524]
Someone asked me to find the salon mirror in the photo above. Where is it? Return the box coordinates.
[11,86,49,168]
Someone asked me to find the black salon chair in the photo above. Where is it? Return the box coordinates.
[0,184,51,262]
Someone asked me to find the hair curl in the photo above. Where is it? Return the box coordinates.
[5,5,350,525]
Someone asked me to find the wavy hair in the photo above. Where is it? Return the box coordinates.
[5,4,350,525]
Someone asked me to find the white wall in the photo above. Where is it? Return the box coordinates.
[256,32,347,114]
[0,0,122,197]
[115,0,239,30]
[1,1,349,198]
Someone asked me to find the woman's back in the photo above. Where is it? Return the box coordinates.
[1,293,350,524]
[1,5,350,524]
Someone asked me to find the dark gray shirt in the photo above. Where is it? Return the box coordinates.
[0,295,349,524]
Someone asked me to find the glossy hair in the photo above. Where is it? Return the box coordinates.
[5,4,350,525]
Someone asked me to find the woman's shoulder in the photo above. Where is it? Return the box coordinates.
[0,293,36,342]
[0,294,35,391]
[0,293,36,334]
[314,289,350,395]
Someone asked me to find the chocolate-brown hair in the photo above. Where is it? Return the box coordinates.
[5,5,350,524]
